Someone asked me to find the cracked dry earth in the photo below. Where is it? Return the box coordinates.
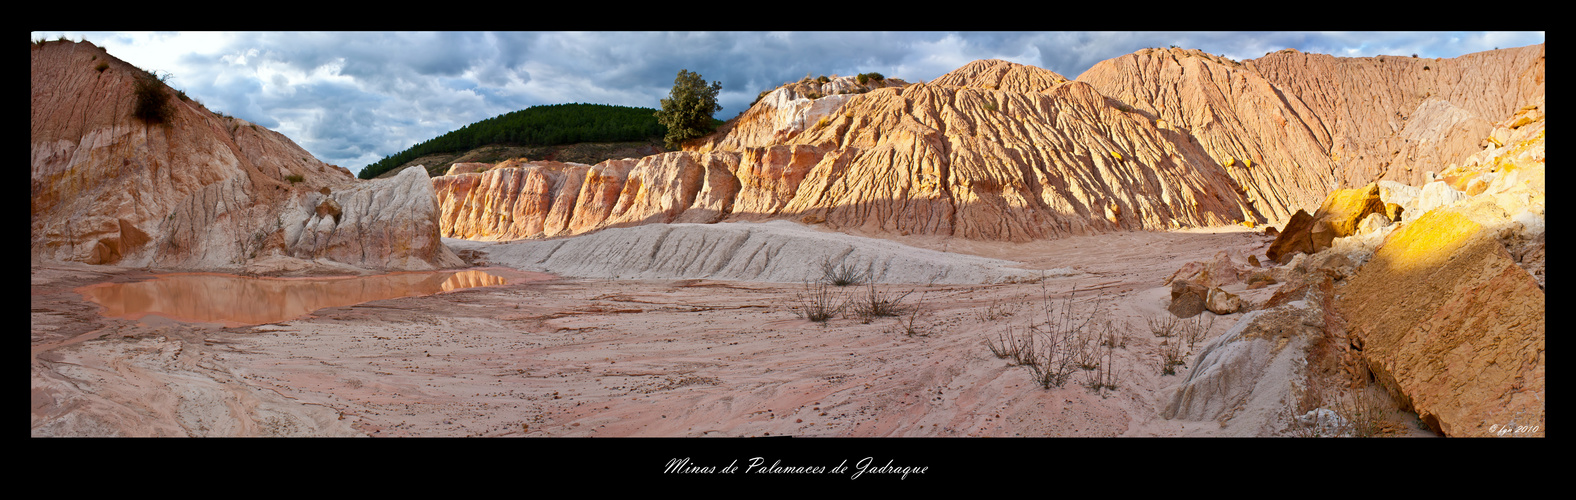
[32,227,1278,437]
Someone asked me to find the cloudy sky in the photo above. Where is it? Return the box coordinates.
[33,31,1544,176]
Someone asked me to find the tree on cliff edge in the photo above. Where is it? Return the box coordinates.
[654,69,722,149]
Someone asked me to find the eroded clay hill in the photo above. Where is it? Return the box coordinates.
[438,60,1258,242]
[30,41,460,272]
[433,46,1543,243]
[1078,44,1545,220]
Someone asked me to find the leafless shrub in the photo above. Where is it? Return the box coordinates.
[974,300,1017,322]
[796,282,846,323]
[819,256,870,287]
[986,324,1035,365]
[1333,386,1393,438]
[1158,338,1186,376]
[897,291,930,337]
[1147,314,1179,338]
[849,284,911,323]
[1283,371,1397,437]
[988,284,1112,390]
[1082,323,1121,396]
[1178,314,1215,351]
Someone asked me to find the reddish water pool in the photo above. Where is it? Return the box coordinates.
[76,268,528,327]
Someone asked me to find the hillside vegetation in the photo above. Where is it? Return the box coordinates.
[358,103,671,179]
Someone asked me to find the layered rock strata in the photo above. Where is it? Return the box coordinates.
[436,47,1541,244]
[31,40,458,272]
[444,59,1261,242]
[1080,44,1544,223]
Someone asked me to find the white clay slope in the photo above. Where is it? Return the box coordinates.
[447,220,1064,284]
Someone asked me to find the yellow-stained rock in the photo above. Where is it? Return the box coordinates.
[1336,205,1544,436]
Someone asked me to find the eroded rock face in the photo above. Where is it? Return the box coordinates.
[1079,45,1544,220]
[445,59,1266,242]
[285,167,462,270]
[432,47,1541,244]
[31,40,458,272]
[1241,45,1542,189]
[1163,298,1324,431]
[1336,202,1544,437]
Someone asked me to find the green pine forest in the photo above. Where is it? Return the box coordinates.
[357,102,726,179]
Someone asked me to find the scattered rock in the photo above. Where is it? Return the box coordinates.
[1205,288,1242,315]
[1168,280,1208,318]
[1267,210,1316,263]
[1164,251,1245,288]
[1356,212,1391,235]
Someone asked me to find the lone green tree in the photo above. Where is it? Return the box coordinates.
[654,69,722,149]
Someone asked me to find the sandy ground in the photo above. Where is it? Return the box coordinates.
[32,224,1421,438]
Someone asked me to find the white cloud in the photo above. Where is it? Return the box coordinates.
[34,31,1543,176]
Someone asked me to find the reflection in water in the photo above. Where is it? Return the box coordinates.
[78,270,509,326]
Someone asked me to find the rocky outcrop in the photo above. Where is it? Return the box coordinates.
[1332,100,1545,436]
[431,46,1541,244]
[1243,45,1543,189]
[1078,45,1544,222]
[284,167,462,270]
[445,59,1266,242]
[31,40,459,272]
[1336,201,1544,437]
[445,162,491,176]
[1163,289,1327,434]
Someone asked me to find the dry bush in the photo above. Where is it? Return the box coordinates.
[897,291,930,337]
[1333,387,1393,437]
[818,256,870,287]
[974,300,1017,322]
[1081,321,1122,396]
[796,282,846,323]
[1178,313,1215,351]
[987,284,1112,390]
[1147,314,1179,338]
[1158,338,1186,376]
[849,284,912,323]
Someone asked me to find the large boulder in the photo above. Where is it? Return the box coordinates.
[1336,201,1544,437]
[1408,181,1469,222]
[1267,184,1387,264]
[1308,183,1387,249]
[1266,210,1316,263]
[1205,288,1243,315]
[1168,280,1208,318]
[1164,251,1246,288]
